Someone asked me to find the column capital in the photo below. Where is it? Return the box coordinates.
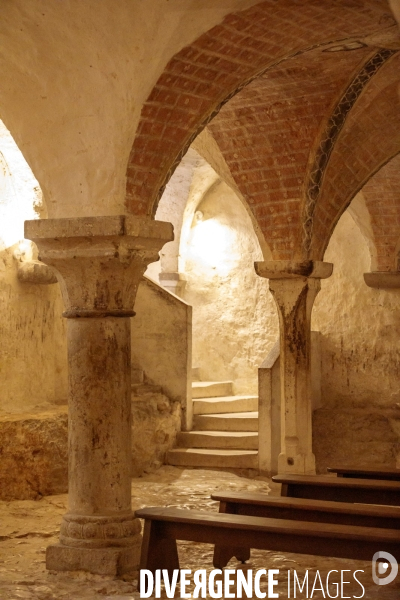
[255,260,333,280]
[25,215,173,318]
[364,271,400,289]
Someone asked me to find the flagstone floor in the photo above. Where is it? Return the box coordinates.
[0,466,398,599]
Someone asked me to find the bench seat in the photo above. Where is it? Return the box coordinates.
[272,474,400,505]
[210,491,400,528]
[327,466,400,481]
[135,506,400,572]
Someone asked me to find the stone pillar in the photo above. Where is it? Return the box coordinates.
[25,215,173,576]
[255,260,332,475]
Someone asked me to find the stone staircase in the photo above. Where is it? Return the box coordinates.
[167,369,259,469]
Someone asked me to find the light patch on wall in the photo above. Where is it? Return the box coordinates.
[0,120,43,251]
[186,210,239,276]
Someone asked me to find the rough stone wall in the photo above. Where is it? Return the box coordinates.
[0,121,68,415]
[180,176,278,394]
[0,248,68,414]
[313,209,400,410]
[312,208,400,469]
[131,277,192,408]
[131,393,181,477]
[0,393,181,500]
[0,408,68,500]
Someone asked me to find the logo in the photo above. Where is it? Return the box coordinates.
[372,551,398,586]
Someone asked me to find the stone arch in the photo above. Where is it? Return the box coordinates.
[126,0,393,219]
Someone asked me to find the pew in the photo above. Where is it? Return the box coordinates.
[327,465,400,481]
[272,474,400,505]
[210,491,400,528]
[135,506,400,573]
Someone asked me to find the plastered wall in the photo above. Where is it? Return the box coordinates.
[313,208,400,410]
[0,248,67,415]
[0,0,260,219]
[180,176,278,394]
[0,121,68,415]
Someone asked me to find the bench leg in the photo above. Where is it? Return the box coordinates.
[138,520,180,591]
[213,545,251,568]
[213,502,250,568]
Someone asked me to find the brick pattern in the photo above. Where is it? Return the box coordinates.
[303,48,397,256]
[126,0,392,217]
[311,53,400,260]
[362,155,400,271]
[208,46,372,259]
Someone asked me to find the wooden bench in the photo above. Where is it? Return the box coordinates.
[327,465,400,481]
[272,474,400,505]
[135,506,400,574]
[210,491,400,528]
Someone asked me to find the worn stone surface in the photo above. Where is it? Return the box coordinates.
[131,277,192,428]
[0,467,398,599]
[313,209,400,410]
[257,266,330,475]
[179,172,278,395]
[313,408,400,473]
[131,393,181,477]
[0,0,260,218]
[0,408,68,501]
[25,216,174,575]
[0,393,181,502]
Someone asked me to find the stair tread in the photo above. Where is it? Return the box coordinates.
[196,411,258,419]
[182,431,258,437]
[193,395,257,403]
[168,448,258,456]
[192,381,233,388]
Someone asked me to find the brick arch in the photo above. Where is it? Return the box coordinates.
[310,52,400,260]
[126,0,392,218]
[206,44,375,260]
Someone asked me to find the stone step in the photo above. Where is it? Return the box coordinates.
[192,381,233,399]
[177,430,258,450]
[193,395,258,415]
[167,448,258,469]
[193,411,258,432]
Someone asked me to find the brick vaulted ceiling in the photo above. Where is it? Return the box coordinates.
[207,45,376,260]
[126,0,400,261]
[357,154,400,272]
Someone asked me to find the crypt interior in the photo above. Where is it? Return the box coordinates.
[1,0,400,598]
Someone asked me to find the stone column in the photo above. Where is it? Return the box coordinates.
[255,260,332,475]
[25,215,173,576]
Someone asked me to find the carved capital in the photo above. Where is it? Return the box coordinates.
[364,271,400,289]
[255,260,333,280]
[25,216,173,317]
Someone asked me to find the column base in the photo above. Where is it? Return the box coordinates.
[278,452,316,475]
[46,541,141,576]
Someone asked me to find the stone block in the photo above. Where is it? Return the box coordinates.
[46,543,140,576]
[0,407,68,500]
[313,408,400,473]
[131,393,181,476]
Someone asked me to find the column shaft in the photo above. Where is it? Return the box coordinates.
[256,260,332,475]
[25,215,173,575]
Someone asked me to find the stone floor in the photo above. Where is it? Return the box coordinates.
[0,466,399,599]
